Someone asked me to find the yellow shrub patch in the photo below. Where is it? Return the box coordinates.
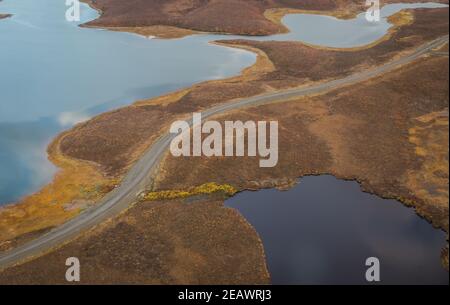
[143,183,237,201]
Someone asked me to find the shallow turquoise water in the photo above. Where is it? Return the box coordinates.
[0,1,447,204]
[266,2,448,47]
[0,0,256,204]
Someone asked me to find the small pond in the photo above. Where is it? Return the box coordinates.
[226,175,449,285]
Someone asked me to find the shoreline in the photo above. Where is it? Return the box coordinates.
[0,3,448,267]
[0,35,448,278]
[0,25,276,246]
[78,0,199,40]
[0,0,12,20]
[79,0,449,39]
[265,9,416,52]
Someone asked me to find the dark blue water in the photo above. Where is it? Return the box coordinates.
[226,176,449,285]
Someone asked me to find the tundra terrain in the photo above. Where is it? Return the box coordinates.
[0,40,447,284]
[0,2,448,283]
[83,0,449,37]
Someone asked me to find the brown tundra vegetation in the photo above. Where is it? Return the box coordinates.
[0,2,448,283]
[83,0,449,36]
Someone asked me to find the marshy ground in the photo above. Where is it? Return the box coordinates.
[0,2,448,283]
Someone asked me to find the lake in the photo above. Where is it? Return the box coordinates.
[268,2,449,47]
[225,175,449,285]
[0,0,257,204]
[0,0,447,205]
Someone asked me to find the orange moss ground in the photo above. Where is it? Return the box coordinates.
[0,131,117,250]
[0,7,447,255]
[156,55,449,234]
[1,55,447,283]
[0,5,448,283]
[0,199,270,284]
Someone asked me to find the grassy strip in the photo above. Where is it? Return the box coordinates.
[143,183,237,201]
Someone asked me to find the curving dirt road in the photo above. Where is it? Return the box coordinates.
[0,35,448,271]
